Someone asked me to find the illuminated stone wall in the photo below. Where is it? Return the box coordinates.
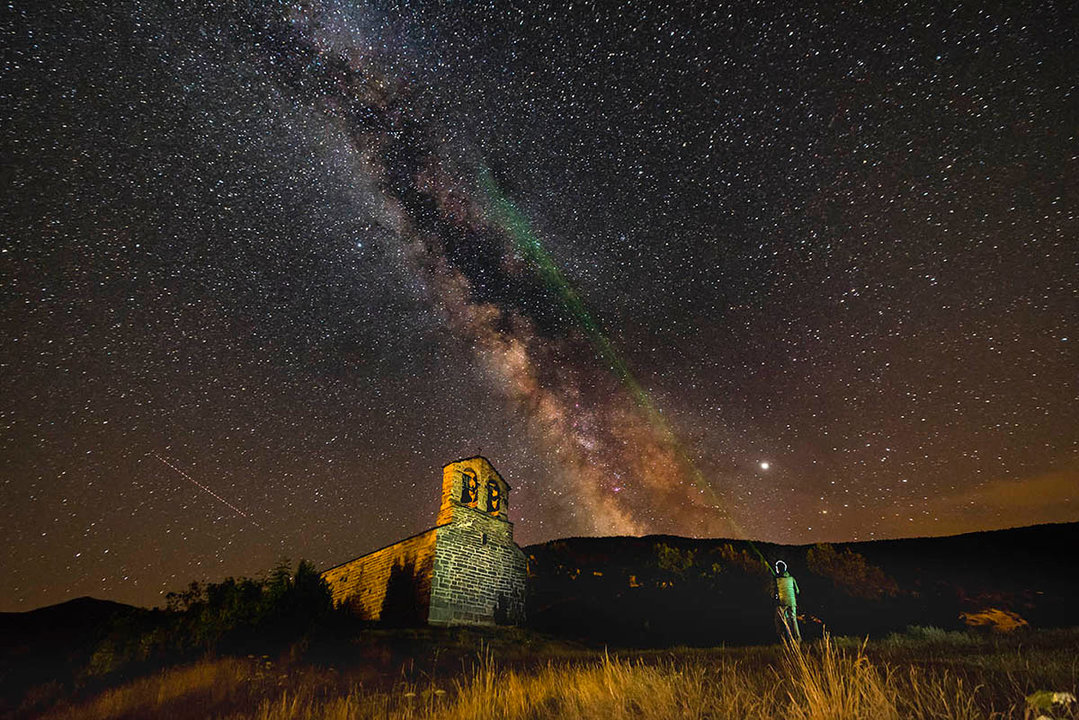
[321,528,438,622]
[430,505,527,624]
[322,456,527,625]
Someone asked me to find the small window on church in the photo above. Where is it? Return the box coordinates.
[481,533,488,545]
[486,479,501,515]
[459,469,478,505]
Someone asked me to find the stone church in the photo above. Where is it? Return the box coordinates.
[321,457,527,625]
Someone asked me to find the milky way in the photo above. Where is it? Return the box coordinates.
[2,0,1075,610]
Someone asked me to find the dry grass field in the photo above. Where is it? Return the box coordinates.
[32,628,1079,720]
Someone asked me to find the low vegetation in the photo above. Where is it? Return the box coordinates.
[7,553,1077,718]
[30,628,1079,720]
[85,559,334,679]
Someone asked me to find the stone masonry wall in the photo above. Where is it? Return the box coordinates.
[429,506,527,625]
[321,528,439,622]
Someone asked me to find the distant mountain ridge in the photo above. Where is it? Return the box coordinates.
[5,521,1076,646]
[523,520,1079,645]
[0,595,137,628]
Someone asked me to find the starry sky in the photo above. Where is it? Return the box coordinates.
[2,0,1076,611]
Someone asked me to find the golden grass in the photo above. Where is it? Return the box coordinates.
[39,633,1079,720]
[40,658,263,720]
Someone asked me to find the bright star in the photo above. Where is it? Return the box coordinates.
[760,461,770,470]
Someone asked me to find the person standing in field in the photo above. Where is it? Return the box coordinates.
[773,560,801,643]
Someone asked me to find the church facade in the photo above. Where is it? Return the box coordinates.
[321,457,527,625]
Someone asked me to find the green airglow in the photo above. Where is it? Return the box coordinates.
[478,167,775,564]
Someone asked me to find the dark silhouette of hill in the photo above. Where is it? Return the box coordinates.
[0,596,139,645]
[0,561,335,716]
[524,521,1079,646]
[0,597,144,716]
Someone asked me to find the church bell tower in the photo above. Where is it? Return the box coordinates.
[436,456,512,528]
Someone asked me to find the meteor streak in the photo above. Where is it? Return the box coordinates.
[151,452,255,523]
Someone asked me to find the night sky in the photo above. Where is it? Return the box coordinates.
[3,0,1076,611]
